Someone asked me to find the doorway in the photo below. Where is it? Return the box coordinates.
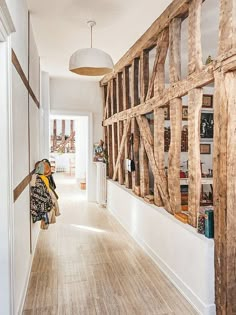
[49,114,90,200]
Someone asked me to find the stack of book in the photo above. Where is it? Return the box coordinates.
[181,185,188,211]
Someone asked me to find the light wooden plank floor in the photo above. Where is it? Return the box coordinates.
[23,174,198,315]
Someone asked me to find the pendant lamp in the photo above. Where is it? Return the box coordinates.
[69,21,114,76]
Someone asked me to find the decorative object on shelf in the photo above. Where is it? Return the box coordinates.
[200,143,211,154]
[202,94,213,108]
[69,21,114,76]
[205,55,213,65]
[93,139,106,162]
[205,209,214,238]
[197,213,205,234]
[200,112,214,139]
[182,106,188,120]
[164,106,170,120]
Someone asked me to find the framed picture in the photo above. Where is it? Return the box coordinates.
[200,112,214,139]
[182,106,188,120]
[200,143,211,154]
[164,106,170,120]
[202,94,213,108]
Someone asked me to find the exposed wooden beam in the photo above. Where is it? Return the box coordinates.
[139,139,150,197]
[146,28,169,100]
[188,0,203,74]
[139,50,150,197]
[102,61,215,126]
[168,18,182,214]
[140,50,149,103]
[124,122,132,188]
[153,27,169,206]
[107,125,113,178]
[112,119,131,181]
[131,59,140,191]
[100,0,190,85]
[169,18,181,83]
[213,70,236,315]
[218,0,236,54]
[112,123,118,173]
[188,89,202,227]
[116,72,123,113]
[136,115,171,213]
[103,83,110,120]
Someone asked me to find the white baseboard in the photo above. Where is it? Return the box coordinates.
[108,205,216,315]
[17,226,40,315]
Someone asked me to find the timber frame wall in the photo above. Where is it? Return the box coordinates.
[101,0,236,314]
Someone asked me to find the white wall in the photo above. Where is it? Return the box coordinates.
[40,71,50,160]
[107,180,216,315]
[75,116,88,180]
[5,0,41,313]
[50,78,103,201]
[50,78,103,145]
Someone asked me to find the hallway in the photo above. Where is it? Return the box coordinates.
[23,175,197,315]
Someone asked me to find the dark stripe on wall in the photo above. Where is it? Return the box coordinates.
[11,49,40,108]
[13,170,34,203]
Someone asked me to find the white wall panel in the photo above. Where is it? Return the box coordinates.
[6,0,28,75]
[13,188,31,313]
[29,97,39,171]
[107,180,216,315]
[12,67,29,188]
[29,23,40,100]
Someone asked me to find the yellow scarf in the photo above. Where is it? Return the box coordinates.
[40,175,50,191]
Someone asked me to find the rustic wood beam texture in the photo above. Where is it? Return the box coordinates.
[116,72,125,184]
[139,140,150,197]
[110,79,117,115]
[146,28,169,100]
[112,122,118,175]
[213,70,236,315]
[107,82,112,118]
[112,119,131,181]
[131,58,140,192]
[100,0,190,85]
[188,0,203,75]
[107,125,113,178]
[218,0,236,55]
[168,18,182,214]
[153,27,169,206]
[169,18,181,83]
[139,50,150,196]
[225,71,236,315]
[214,2,236,310]
[103,84,108,120]
[123,67,132,188]
[187,0,203,226]
[136,115,172,213]
[140,50,149,103]
[102,50,236,126]
[123,67,130,110]
[187,89,202,227]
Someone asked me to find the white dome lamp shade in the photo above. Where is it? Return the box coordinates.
[69,21,114,76]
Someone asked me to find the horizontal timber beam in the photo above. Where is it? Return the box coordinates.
[100,0,190,86]
[103,50,236,127]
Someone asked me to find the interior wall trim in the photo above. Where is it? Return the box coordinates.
[11,49,40,108]
[13,170,34,203]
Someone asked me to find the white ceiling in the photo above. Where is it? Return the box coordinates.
[27,0,219,80]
